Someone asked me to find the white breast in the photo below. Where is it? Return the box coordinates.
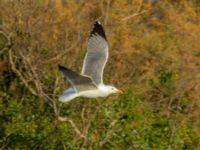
[78,89,106,98]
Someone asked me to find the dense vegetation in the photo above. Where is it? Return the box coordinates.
[0,0,200,149]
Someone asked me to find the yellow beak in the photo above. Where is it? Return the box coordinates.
[116,89,123,94]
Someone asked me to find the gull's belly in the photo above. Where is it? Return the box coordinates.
[79,89,108,98]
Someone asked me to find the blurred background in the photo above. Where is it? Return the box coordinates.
[0,0,200,149]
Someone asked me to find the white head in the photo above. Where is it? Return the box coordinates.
[103,85,123,96]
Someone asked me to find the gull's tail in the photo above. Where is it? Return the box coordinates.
[59,88,78,103]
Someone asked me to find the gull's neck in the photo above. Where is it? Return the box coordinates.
[98,84,110,91]
[98,83,107,88]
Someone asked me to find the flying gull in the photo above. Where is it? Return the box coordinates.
[58,21,123,102]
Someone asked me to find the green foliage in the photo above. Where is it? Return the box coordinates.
[101,93,198,150]
[0,96,75,149]
[159,71,178,89]
[1,90,198,149]
[0,34,7,50]
[172,125,199,150]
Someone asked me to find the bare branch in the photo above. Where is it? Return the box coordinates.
[58,116,86,139]
[42,38,83,65]
[104,0,111,25]
[9,50,38,96]
[18,51,43,96]
[99,119,118,147]
[121,9,150,22]
[137,0,144,13]
[118,69,136,88]
[0,31,13,55]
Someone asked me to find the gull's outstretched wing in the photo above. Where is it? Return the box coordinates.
[58,65,97,92]
[81,21,108,85]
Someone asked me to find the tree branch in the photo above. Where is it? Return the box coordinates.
[99,119,118,147]
[9,50,38,96]
[0,31,13,55]
[121,9,150,22]
[58,116,86,139]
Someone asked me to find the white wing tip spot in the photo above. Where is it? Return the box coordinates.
[97,20,101,24]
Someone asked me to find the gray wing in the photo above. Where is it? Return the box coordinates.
[58,65,97,92]
[81,21,108,85]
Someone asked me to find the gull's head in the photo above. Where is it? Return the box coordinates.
[105,85,123,95]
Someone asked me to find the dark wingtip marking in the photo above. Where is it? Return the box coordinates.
[90,20,107,40]
[58,65,67,71]
[58,65,74,74]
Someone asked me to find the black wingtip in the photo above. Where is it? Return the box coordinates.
[90,20,107,40]
[58,65,66,71]
[58,65,73,73]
